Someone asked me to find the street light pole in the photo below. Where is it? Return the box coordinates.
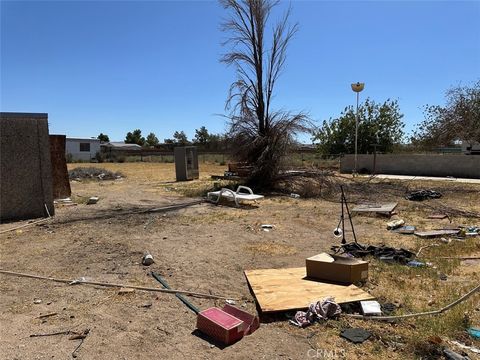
[351,82,365,176]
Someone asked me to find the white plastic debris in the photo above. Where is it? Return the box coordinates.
[86,196,99,205]
[387,219,405,230]
[360,300,382,316]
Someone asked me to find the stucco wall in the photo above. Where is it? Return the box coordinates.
[65,138,101,161]
[340,154,480,179]
[1,112,55,221]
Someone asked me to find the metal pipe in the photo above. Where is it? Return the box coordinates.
[354,91,359,175]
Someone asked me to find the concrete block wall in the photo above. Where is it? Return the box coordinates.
[1,112,55,221]
[340,154,480,179]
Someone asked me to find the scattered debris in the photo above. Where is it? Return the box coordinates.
[261,224,275,232]
[405,189,442,201]
[71,329,90,358]
[290,193,301,198]
[0,269,235,300]
[414,229,460,238]
[407,260,426,268]
[86,196,99,205]
[340,328,372,344]
[381,303,396,315]
[142,253,155,266]
[360,301,382,316]
[151,272,200,314]
[393,225,416,234]
[38,312,58,319]
[196,304,259,345]
[54,197,78,207]
[306,253,368,284]
[207,186,264,207]
[462,226,480,237]
[416,244,440,257]
[344,283,480,321]
[443,348,470,360]
[118,288,135,295]
[244,267,373,313]
[428,213,448,219]
[68,167,123,181]
[34,299,42,304]
[422,204,480,219]
[467,327,480,339]
[332,242,416,265]
[352,202,398,217]
[449,340,480,355]
[290,297,341,327]
[387,219,405,230]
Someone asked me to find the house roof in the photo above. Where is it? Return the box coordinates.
[103,142,142,148]
[66,137,101,142]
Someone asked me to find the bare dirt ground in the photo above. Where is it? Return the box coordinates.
[1,163,479,360]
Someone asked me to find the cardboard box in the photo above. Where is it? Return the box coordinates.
[197,307,245,345]
[306,253,368,284]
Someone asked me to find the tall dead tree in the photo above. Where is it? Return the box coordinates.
[221,0,309,188]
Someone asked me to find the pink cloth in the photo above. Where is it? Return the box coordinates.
[291,297,341,327]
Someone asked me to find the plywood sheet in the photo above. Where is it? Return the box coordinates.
[244,267,374,313]
[352,202,397,214]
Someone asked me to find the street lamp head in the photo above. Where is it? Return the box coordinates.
[351,82,365,93]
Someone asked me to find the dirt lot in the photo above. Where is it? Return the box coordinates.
[1,163,479,359]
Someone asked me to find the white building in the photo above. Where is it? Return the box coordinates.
[66,138,102,161]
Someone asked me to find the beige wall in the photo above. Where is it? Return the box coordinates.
[340,154,480,179]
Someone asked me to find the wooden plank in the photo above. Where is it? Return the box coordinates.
[244,267,374,313]
[352,202,398,214]
[414,229,460,238]
[427,214,448,219]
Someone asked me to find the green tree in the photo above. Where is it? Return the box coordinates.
[173,131,190,145]
[145,132,159,147]
[125,129,145,146]
[97,133,109,142]
[411,80,480,149]
[193,126,210,145]
[313,98,404,155]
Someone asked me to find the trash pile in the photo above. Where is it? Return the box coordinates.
[405,189,442,201]
[68,167,123,181]
[332,242,416,264]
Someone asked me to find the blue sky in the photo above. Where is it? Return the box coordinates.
[1,0,479,143]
